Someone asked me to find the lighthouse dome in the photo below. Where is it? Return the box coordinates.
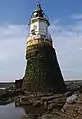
[31,4,44,18]
[29,4,50,26]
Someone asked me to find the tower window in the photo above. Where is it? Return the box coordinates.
[31,29,35,35]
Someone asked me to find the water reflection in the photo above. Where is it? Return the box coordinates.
[0,102,45,119]
[23,105,44,115]
[15,101,45,118]
[0,103,26,119]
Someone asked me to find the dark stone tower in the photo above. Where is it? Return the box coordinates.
[23,4,67,92]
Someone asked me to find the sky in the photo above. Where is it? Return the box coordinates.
[0,0,82,82]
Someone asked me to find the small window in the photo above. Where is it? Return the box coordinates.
[31,29,35,35]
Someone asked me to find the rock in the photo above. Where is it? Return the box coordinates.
[39,113,66,119]
[40,114,54,119]
[61,93,82,119]
[21,114,40,119]
[21,115,30,119]
[65,80,82,93]
[65,92,73,97]
[66,94,78,104]
[33,100,42,107]
[41,94,66,101]
[44,101,48,108]
[61,108,65,112]
[19,96,33,105]
[34,93,53,97]
[0,89,5,94]
[0,98,12,105]
[47,103,55,111]
[67,100,76,104]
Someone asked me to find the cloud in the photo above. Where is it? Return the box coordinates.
[50,17,82,80]
[0,25,28,82]
[71,14,82,21]
[0,14,82,82]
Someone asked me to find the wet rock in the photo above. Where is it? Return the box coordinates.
[65,92,73,97]
[65,80,82,93]
[33,100,42,107]
[44,101,48,108]
[36,93,53,97]
[39,113,67,119]
[0,89,5,94]
[19,96,33,105]
[0,98,12,105]
[41,94,65,101]
[40,114,54,119]
[47,103,56,111]
[21,115,30,119]
[21,114,40,119]
[66,94,78,104]
[61,93,82,119]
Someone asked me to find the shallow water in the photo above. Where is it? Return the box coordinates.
[0,103,26,119]
[0,94,75,119]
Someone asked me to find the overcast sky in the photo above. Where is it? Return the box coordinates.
[0,0,82,82]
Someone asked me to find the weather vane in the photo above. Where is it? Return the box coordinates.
[37,0,42,4]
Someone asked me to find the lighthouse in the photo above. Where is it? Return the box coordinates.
[23,4,67,92]
[27,4,52,49]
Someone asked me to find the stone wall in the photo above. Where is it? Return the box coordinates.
[15,79,23,89]
[23,43,67,92]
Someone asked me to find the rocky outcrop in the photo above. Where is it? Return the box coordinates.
[15,92,66,112]
[0,87,25,105]
[61,93,82,119]
[1,81,82,118]
[0,98,12,105]
[20,92,82,119]
[65,80,82,93]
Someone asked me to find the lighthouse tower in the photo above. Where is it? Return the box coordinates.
[27,4,52,49]
[23,4,66,92]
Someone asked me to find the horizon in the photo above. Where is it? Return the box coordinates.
[0,79,82,83]
[0,0,82,82]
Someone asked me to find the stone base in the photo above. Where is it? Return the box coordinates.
[23,44,67,92]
